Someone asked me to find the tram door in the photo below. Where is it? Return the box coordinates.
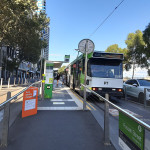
[73,64,76,90]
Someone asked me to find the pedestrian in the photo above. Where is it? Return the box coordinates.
[56,73,60,87]
[62,74,65,85]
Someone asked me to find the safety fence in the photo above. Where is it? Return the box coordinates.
[81,83,150,150]
[0,80,43,148]
[0,78,40,89]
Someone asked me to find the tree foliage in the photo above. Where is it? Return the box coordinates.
[125,30,146,78]
[143,23,150,60]
[105,44,128,63]
[58,66,66,74]
[0,0,49,64]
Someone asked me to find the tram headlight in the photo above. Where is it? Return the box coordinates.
[112,89,116,91]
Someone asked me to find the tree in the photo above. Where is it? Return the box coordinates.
[125,30,146,79]
[0,0,49,65]
[105,44,129,69]
[58,66,66,74]
[143,23,150,60]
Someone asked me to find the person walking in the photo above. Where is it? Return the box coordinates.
[62,74,65,85]
[56,73,60,87]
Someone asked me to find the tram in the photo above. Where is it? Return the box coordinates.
[65,51,124,98]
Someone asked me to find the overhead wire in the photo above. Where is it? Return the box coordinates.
[89,0,125,38]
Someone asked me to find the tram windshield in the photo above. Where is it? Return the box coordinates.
[89,59,123,79]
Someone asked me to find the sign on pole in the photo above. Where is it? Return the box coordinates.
[64,55,70,63]
[119,112,145,150]
[22,87,38,118]
[78,39,94,110]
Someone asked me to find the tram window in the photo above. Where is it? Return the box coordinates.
[87,61,91,76]
[90,59,123,79]
[78,61,82,74]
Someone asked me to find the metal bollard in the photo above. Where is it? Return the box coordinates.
[24,78,27,85]
[104,93,111,145]
[21,78,23,85]
[8,78,10,88]
[83,86,87,111]
[0,78,3,89]
[41,82,44,100]
[1,92,11,147]
[18,78,20,85]
[144,88,147,108]
[14,78,16,86]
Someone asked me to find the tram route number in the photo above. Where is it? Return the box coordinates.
[104,81,108,85]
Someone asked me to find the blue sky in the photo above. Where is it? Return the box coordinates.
[46,0,150,63]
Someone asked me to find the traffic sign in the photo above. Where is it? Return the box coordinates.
[78,39,95,54]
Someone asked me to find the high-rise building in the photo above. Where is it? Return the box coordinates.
[37,0,49,60]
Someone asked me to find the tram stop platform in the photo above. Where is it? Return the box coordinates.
[5,80,115,150]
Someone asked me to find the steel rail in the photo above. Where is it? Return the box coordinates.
[0,80,42,108]
[81,84,150,131]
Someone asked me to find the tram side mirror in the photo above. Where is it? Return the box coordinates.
[132,83,138,87]
[86,80,89,85]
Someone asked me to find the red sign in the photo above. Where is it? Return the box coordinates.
[22,87,38,118]
[73,64,76,68]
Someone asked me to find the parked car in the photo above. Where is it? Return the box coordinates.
[123,79,150,103]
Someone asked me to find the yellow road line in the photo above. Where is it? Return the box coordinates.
[70,90,91,110]
[70,90,96,110]
[87,103,96,110]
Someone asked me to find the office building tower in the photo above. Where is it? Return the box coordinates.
[37,0,49,60]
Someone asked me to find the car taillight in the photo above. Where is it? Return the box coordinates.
[92,87,98,91]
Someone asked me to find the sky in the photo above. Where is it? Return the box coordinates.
[46,0,150,65]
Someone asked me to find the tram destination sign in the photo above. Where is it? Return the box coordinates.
[93,52,124,60]
[119,112,145,150]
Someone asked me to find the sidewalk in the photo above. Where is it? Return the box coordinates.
[7,111,115,150]
[4,80,115,150]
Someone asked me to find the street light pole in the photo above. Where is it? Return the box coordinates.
[40,49,43,80]
[83,40,88,110]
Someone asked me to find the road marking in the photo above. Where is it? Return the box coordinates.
[70,90,97,110]
[70,90,91,110]
[51,99,74,102]
[88,103,96,111]
[38,107,82,110]
[53,102,65,105]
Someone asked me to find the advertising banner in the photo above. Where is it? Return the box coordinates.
[119,112,145,150]
[22,87,38,118]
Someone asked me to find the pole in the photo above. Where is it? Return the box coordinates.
[104,93,111,145]
[14,78,16,86]
[144,88,147,108]
[8,78,10,88]
[1,78,3,89]
[40,49,43,80]
[1,92,11,147]
[83,40,88,111]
